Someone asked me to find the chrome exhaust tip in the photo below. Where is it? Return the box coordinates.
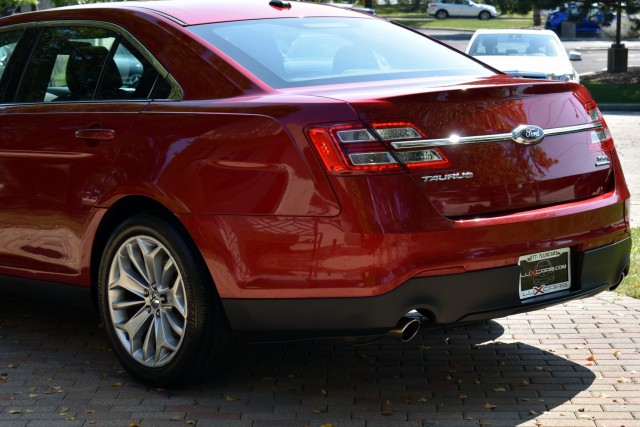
[387,316,421,343]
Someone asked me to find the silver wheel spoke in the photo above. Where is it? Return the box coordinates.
[115,307,153,351]
[166,276,187,317]
[107,234,188,368]
[111,255,148,297]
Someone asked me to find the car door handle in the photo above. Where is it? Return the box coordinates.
[75,128,115,140]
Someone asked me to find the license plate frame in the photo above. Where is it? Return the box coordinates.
[518,248,571,300]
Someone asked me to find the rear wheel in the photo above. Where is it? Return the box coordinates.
[98,214,232,386]
[435,9,448,19]
[478,10,491,20]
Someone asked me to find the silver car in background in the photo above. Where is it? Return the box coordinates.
[426,0,498,20]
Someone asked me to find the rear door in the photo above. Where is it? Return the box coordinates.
[0,24,172,282]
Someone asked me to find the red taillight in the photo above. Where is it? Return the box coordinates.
[585,103,614,152]
[307,122,449,175]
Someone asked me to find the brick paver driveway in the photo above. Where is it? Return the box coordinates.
[1,291,639,427]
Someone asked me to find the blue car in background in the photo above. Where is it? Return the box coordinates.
[545,3,608,33]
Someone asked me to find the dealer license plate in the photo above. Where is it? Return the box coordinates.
[519,248,571,300]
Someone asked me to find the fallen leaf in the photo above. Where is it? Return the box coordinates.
[7,364,16,369]
[459,393,468,400]
[529,410,538,415]
[417,397,428,402]
[8,410,22,414]
[129,423,140,427]
[479,421,491,427]
[521,379,530,386]
[312,406,328,413]
[225,394,240,401]
[187,421,196,425]
[85,410,95,414]
[320,424,335,427]
[403,393,412,404]
[112,382,123,387]
[29,394,38,398]
[66,417,77,421]
[614,350,622,357]
[321,389,328,396]
[586,354,596,362]
[483,403,497,409]
[617,378,631,383]
[493,387,506,392]
[382,400,394,416]
[0,374,7,383]
[598,392,610,398]
[578,408,585,412]
[418,345,431,351]
[170,415,182,421]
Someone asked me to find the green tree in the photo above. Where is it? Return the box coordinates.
[600,0,640,41]
[51,0,110,5]
[1,0,37,16]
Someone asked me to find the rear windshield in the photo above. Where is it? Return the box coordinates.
[188,17,493,88]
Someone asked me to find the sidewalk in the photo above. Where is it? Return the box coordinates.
[1,291,639,427]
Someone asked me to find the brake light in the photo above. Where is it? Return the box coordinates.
[307,122,449,175]
[586,103,614,152]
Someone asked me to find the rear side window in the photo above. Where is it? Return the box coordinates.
[0,29,22,81]
[14,26,174,103]
[189,17,493,88]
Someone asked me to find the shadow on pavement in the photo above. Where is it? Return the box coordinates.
[0,294,595,426]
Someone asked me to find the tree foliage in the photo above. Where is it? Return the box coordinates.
[1,0,37,16]
[51,0,109,5]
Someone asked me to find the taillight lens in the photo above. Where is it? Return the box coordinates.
[586,104,614,152]
[307,122,449,175]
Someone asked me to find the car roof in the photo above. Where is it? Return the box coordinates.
[53,0,370,26]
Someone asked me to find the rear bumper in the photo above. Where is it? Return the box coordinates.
[222,236,631,340]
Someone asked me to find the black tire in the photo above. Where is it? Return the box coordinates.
[479,10,491,20]
[97,214,233,386]
[435,9,448,19]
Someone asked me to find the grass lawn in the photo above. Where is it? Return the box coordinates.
[391,17,533,30]
[616,228,639,298]
[581,82,640,104]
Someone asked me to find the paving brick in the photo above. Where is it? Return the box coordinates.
[2,292,640,426]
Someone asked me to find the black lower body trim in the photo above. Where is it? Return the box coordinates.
[222,237,631,341]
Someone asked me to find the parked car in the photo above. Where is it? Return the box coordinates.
[466,29,580,83]
[0,0,631,386]
[545,3,608,33]
[427,0,498,20]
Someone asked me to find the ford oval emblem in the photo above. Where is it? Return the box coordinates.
[511,125,545,146]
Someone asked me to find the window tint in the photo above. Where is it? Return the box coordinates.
[0,29,22,80]
[189,17,492,89]
[14,26,172,103]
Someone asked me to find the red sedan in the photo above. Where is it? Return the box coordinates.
[0,0,631,386]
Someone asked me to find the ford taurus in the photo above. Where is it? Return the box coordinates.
[0,0,631,385]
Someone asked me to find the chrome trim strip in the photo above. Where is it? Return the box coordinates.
[390,122,603,149]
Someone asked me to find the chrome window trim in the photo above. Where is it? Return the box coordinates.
[390,122,603,149]
[31,20,183,101]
